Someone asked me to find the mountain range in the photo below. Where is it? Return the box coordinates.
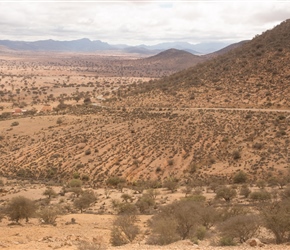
[0,38,232,55]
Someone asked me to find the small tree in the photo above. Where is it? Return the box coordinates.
[38,205,60,225]
[111,215,139,246]
[215,186,237,202]
[218,214,260,243]
[135,193,155,214]
[43,187,57,199]
[6,196,36,223]
[148,199,203,244]
[163,177,179,193]
[261,199,290,244]
[74,190,96,213]
[107,176,126,192]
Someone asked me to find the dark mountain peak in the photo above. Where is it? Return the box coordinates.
[148,48,200,60]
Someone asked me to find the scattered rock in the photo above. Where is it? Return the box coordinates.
[246,238,265,247]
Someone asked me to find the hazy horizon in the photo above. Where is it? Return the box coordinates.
[0,1,290,46]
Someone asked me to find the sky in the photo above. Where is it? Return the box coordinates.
[0,0,290,45]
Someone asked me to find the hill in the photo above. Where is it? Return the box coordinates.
[114,19,290,109]
[0,20,289,185]
[131,49,205,75]
[204,40,249,58]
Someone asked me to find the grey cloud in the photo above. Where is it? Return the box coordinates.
[0,1,290,45]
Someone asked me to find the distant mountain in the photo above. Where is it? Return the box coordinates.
[137,42,201,55]
[189,41,231,54]
[0,38,232,55]
[142,48,204,66]
[136,41,231,55]
[0,38,113,52]
[122,46,161,55]
[204,40,249,59]
[114,49,206,78]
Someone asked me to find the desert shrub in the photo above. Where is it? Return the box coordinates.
[83,97,91,104]
[147,216,179,245]
[268,175,289,189]
[215,186,237,202]
[187,194,206,202]
[43,187,57,199]
[280,186,290,199]
[148,199,204,245]
[107,176,126,191]
[38,205,60,225]
[219,237,236,246]
[81,174,90,181]
[256,179,266,189]
[56,117,63,125]
[260,199,290,244]
[110,215,139,246]
[68,179,82,188]
[198,205,220,229]
[11,121,19,127]
[69,186,83,197]
[195,226,207,240]
[73,172,80,179]
[249,190,271,202]
[219,205,249,222]
[0,179,4,186]
[145,188,160,199]
[163,177,179,193]
[232,150,241,160]
[117,203,138,215]
[85,149,91,155]
[135,193,155,214]
[77,238,106,250]
[6,196,36,223]
[73,190,96,213]
[253,142,263,150]
[167,159,174,166]
[239,184,251,198]
[218,214,260,243]
[233,171,247,184]
[121,193,133,203]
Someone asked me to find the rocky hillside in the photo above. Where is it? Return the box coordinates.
[0,106,289,183]
[113,19,290,109]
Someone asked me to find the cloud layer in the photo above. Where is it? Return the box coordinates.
[0,1,289,45]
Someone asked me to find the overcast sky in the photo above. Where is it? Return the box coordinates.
[0,1,290,45]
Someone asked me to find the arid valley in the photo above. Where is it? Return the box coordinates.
[0,19,290,250]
